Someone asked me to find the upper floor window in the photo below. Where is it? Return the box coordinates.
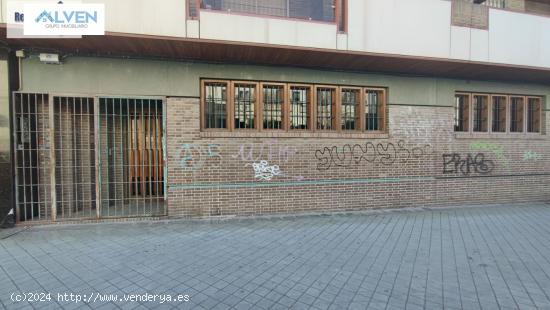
[199,0,338,23]
[201,79,387,134]
[454,92,543,135]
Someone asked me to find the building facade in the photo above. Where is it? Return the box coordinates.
[1,0,549,223]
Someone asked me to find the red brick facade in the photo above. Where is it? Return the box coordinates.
[166,97,550,218]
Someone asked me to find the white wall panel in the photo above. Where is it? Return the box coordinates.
[200,11,337,48]
[361,0,451,58]
[450,26,471,60]
[470,28,489,62]
[86,0,187,37]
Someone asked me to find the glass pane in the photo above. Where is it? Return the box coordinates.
[205,83,227,129]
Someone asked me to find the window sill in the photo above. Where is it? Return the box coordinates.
[454,132,545,140]
[200,130,389,139]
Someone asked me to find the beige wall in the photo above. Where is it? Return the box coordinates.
[19,56,550,109]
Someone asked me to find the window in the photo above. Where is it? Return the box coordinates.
[341,88,359,130]
[200,0,336,22]
[454,94,470,132]
[510,96,524,133]
[200,79,387,134]
[337,0,347,32]
[456,92,543,135]
[203,81,228,129]
[472,94,488,132]
[365,89,385,131]
[233,82,257,129]
[289,86,311,130]
[187,0,199,19]
[491,95,507,133]
[527,97,541,133]
[316,86,336,130]
[262,84,285,130]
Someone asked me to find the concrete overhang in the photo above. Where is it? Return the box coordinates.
[2,24,550,85]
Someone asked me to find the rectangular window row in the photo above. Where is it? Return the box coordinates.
[201,80,386,133]
[455,93,542,134]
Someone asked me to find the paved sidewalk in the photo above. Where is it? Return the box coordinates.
[2,204,550,309]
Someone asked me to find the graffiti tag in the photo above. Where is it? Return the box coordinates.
[314,140,432,171]
[523,151,542,161]
[250,160,282,181]
[232,139,297,166]
[442,153,495,175]
[469,142,509,167]
[178,143,221,171]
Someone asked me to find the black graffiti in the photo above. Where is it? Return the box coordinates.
[315,140,432,171]
[442,153,495,175]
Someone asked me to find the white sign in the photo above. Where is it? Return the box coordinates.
[22,3,105,36]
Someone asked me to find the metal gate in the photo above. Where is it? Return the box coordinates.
[98,97,166,218]
[13,93,166,222]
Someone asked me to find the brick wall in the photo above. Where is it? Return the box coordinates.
[506,0,525,10]
[451,0,489,29]
[166,97,550,218]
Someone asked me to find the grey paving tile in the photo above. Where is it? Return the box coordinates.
[2,204,550,310]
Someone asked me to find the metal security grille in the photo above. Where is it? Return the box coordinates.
[527,97,541,133]
[200,0,336,22]
[510,97,524,132]
[365,90,383,131]
[13,93,51,222]
[472,95,488,132]
[99,98,165,218]
[341,89,359,130]
[205,82,228,129]
[13,93,166,222]
[262,85,284,130]
[454,94,470,132]
[289,86,310,130]
[492,96,507,132]
[53,96,97,219]
[316,87,335,130]
[234,84,256,129]
[477,0,505,8]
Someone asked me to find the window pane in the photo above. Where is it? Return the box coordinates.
[492,96,506,132]
[316,87,335,130]
[365,90,384,131]
[289,86,310,130]
[263,85,284,130]
[527,97,541,133]
[472,95,488,132]
[205,82,227,129]
[341,89,358,130]
[234,84,256,129]
[200,0,335,22]
[510,97,524,133]
[454,94,469,132]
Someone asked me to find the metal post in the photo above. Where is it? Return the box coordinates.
[49,95,56,221]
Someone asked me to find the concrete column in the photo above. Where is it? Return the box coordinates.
[0,52,13,223]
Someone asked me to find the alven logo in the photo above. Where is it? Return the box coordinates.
[34,9,98,24]
[23,3,104,36]
[35,10,54,23]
